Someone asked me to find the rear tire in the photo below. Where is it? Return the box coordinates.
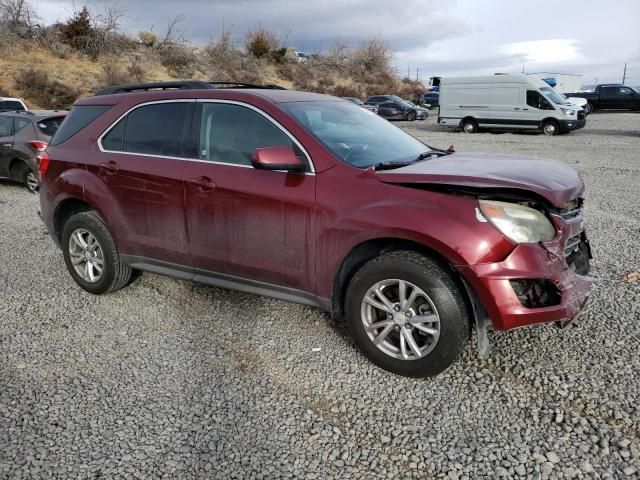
[61,211,132,294]
[542,119,559,136]
[24,169,39,193]
[344,251,469,377]
[461,118,477,133]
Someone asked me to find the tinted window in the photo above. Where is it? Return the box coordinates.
[0,116,13,137]
[527,90,552,110]
[122,102,191,157]
[36,116,65,137]
[101,117,126,151]
[51,105,110,146]
[199,103,295,166]
[15,117,31,133]
[5,101,25,111]
[619,87,633,95]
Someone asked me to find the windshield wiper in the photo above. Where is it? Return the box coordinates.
[373,146,455,171]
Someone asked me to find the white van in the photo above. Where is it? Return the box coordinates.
[438,75,586,135]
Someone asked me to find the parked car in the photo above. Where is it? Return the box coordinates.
[0,110,66,192]
[0,97,28,112]
[39,80,592,377]
[419,92,439,108]
[439,75,586,135]
[343,97,378,114]
[364,94,405,106]
[377,100,428,121]
[564,84,640,113]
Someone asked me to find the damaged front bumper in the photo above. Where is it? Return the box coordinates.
[459,209,593,331]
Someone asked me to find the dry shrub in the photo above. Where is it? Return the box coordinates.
[159,44,198,77]
[245,25,279,58]
[100,61,133,87]
[396,77,426,100]
[127,61,145,82]
[138,29,157,47]
[332,84,362,98]
[350,37,392,75]
[14,67,79,109]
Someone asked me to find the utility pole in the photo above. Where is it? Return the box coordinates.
[416,67,419,82]
[407,65,410,79]
[622,63,627,84]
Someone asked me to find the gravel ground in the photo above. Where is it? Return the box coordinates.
[1,112,639,479]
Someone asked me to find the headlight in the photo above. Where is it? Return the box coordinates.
[560,108,575,116]
[478,200,556,243]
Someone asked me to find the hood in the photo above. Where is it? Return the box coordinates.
[375,152,584,208]
[566,96,587,107]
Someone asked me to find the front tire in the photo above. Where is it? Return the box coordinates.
[542,119,559,136]
[345,251,469,377]
[406,111,417,121]
[61,211,132,294]
[584,103,593,114]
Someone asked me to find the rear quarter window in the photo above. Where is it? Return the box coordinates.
[50,105,110,146]
[37,116,66,137]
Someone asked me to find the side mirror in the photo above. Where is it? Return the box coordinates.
[251,146,306,172]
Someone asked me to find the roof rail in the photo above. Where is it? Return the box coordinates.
[207,82,287,90]
[94,80,287,96]
[95,81,215,96]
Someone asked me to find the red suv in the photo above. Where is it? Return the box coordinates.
[39,81,592,377]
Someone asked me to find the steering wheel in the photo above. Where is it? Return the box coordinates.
[343,144,370,165]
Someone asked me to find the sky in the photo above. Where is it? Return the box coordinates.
[34,0,640,86]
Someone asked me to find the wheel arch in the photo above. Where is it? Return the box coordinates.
[539,117,560,129]
[53,197,93,242]
[8,157,30,180]
[330,237,475,327]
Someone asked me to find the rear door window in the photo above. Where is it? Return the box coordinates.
[15,117,31,133]
[0,116,13,137]
[51,105,111,146]
[120,102,192,157]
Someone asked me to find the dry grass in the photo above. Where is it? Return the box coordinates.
[0,32,425,109]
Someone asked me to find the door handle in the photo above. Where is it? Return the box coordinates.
[99,161,120,174]
[514,107,520,110]
[522,108,529,111]
[188,176,216,192]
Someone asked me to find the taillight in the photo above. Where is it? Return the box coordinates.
[28,140,48,152]
[36,151,50,180]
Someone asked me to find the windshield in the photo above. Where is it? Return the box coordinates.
[280,101,428,168]
[540,87,568,105]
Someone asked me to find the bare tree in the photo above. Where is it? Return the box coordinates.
[93,3,125,33]
[158,13,186,49]
[0,0,39,31]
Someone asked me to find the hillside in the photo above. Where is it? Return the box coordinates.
[0,6,426,110]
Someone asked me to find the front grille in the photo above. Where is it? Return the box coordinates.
[558,198,583,221]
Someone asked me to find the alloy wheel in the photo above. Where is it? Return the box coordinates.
[68,228,105,283]
[360,279,441,361]
[26,171,39,193]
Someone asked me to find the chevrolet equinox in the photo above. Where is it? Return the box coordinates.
[38,81,593,377]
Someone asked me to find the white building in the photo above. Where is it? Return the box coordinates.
[526,72,583,93]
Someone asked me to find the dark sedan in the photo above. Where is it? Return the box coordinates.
[342,97,378,114]
[377,100,428,121]
[0,110,66,192]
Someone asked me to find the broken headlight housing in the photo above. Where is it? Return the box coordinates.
[478,200,556,243]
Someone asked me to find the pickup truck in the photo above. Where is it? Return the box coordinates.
[566,84,640,113]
